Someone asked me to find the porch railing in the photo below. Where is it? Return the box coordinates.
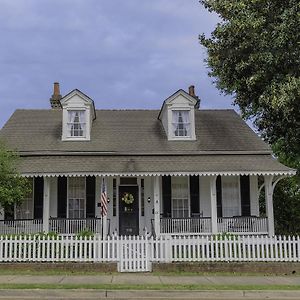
[160,217,212,234]
[49,218,108,234]
[0,219,43,235]
[217,217,268,234]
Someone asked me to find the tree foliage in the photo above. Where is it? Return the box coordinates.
[0,142,31,214]
[199,0,300,169]
[200,0,300,234]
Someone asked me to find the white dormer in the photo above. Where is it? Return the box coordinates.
[60,89,96,141]
[158,88,199,141]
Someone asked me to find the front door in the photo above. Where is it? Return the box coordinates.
[119,185,139,236]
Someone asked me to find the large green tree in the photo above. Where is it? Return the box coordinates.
[0,142,31,216]
[199,0,300,170]
[200,0,300,234]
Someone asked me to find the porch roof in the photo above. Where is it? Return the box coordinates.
[18,154,295,177]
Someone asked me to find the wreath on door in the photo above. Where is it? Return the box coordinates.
[122,192,134,204]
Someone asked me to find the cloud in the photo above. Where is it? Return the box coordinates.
[0,0,233,128]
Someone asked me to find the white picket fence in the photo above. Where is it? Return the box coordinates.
[0,235,300,272]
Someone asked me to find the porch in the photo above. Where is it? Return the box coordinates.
[0,173,280,236]
[0,218,109,235]
[156,216,268,235]
[0,216,268,236]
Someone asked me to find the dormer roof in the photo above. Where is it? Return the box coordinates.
[158,89,198,120]
[60,89,96,120]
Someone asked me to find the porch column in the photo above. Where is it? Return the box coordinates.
[210,175,218,234]
[154,176,161,236]
[43,177,50,233]
[101,177,108,238]
[264,175,275,237]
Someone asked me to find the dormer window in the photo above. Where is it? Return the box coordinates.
[158,88,197,141]
[60,89,96,141]
[173,110,190,137]
[68,110,86,138]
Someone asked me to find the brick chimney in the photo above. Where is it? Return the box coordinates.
[50,82,62,109]
[188,85,200,109]
[188,85,195,97]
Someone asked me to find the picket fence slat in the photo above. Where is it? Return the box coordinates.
[0,235,300,269]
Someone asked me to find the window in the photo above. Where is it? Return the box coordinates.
[172,110,190,137]
[120,177,137,185]
[15,179,33,219]
[68,177,85,219]
[222,176,240,217]
[67,110,86,137]
[171,177,189,218]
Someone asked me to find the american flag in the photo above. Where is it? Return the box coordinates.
[101,178,108,216]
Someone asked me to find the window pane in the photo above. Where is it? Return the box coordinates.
[68,177,86,219]
[171,177,189,218]
[15,179,34,219]
[68,111,86,137]
[222,176,240,217]
[120,177,137,185]
[172,111,190,137]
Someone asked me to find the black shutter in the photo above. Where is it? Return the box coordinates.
[34,177,44,219]
[190,176,200,215]
[162,176,171,217]
[4,205,14,220]
[86,176,95,218]
[216,176,222,218]
[57,176,67,218]
[240,175,251,216]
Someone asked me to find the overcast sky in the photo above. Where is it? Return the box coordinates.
[0,0,234,129]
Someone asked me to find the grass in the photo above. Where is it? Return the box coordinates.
[0,269,116,276]
[0,283,299,290]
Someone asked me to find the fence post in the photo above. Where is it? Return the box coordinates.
[165,236,172,263]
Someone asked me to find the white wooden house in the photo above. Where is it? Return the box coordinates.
[0,83,295,237]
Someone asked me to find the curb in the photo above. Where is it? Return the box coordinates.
[0,289,300,299]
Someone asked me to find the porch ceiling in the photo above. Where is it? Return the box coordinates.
[18,154,295,177]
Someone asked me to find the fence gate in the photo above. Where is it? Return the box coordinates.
[118,236,152,272]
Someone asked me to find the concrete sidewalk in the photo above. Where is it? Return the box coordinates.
[0,273,299,286]
[0,275,300,299]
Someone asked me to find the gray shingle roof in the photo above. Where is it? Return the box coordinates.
[17,154,292,176]
[1,109,294,175]
[0,109,270,154]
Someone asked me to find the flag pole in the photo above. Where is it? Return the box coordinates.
[101,203,104,240]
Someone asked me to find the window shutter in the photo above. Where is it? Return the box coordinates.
[162,176,171,217]
[4,205,14,221]
[190,176,200,215]
[216,176,222,218]
[34,177,44,219]
[86,176,96,218]
[240,175,251,216]
[57,176,67,218]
